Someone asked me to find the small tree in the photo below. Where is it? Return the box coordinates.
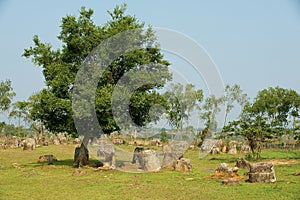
[9,101,30,136]
[200,95,223,134]
[0,80,16,118]
[165,83,203,132]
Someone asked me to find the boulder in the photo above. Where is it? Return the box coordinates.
[228,145,237,154]
[73,138,81,145]
[221,146,227,153]
[59,137,67,145]
[23,138,36,150]
[173,158,192,172]
[249,162,276,183]
[227,140,238,155]
[97,142,116,169]
[215,163,238,177]
[200,139,218,153]
[171,141,189,151]
[53,138,60,145]
[38,155,57,164]
[132,147,145,164]
[210,146,220,155]
[222,178,239,185]
[162,152,183,168]
[240,144,251,154]
[5,136,20,148]
[161,144,183,168]
[235,158,250,169]
[292,172,300,176]
[138,149,161,172]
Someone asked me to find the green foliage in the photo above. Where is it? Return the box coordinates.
[23,4,171,135]
[200,94,223,131]
[9,101,30,128]
[224,87,300,159]
[223,84,248,126]
[165,83,203,131]
[0,80,16,113]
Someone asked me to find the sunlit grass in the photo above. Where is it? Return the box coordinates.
[0,145,299,200]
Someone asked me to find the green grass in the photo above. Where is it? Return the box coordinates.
[0,145,299,200]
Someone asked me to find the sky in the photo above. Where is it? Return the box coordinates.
[0,0,300,123]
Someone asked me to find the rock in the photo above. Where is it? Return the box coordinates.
[23,138,36,150]
[72,169,86,176]
[215,163,238,177]
[240,144,251,154]
[162,152,183,168]
[73,138,81,144]
[292,172,300,176]
[132,147,145,164]
[161,144,183,168]
[0,144,5,150]
[162,144,172,154]
[38,155,58,164]
[138,149,161,172]
[200,139,218,153]
[222,178,239,185]
[59,137,67,145]
[171,141,189,151]
[215,140,223,149]
[235,158,250,169]
[5,136,20,148]
[53,138,60,145]
[112,138,124,145]
[227,140,238,155]
[221,146,227,153]
[97,142,116,169]
[227,144,237,154]
[173,158,192,172]
[210,146,220,155]
[249,162,276,183]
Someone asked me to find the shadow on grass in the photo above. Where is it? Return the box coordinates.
[25,159,102,168]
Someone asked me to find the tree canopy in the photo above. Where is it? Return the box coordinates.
[23,4,171,136]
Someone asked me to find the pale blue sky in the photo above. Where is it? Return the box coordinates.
[0,0,300,103]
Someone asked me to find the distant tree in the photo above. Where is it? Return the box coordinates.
[165,83,203,131]
[200,95,223,133]
[0,80,16,116]
[9,101,30,129]
[222,84,248,127]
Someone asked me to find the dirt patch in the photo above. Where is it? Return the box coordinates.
[208,172,247,181]
[265,160,298,165]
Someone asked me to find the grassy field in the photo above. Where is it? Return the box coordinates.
[0,144,299,200]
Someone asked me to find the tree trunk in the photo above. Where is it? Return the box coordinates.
[73,142,89,168]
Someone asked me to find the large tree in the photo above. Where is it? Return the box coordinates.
[23,5,171,167]
[24,5,170,134]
